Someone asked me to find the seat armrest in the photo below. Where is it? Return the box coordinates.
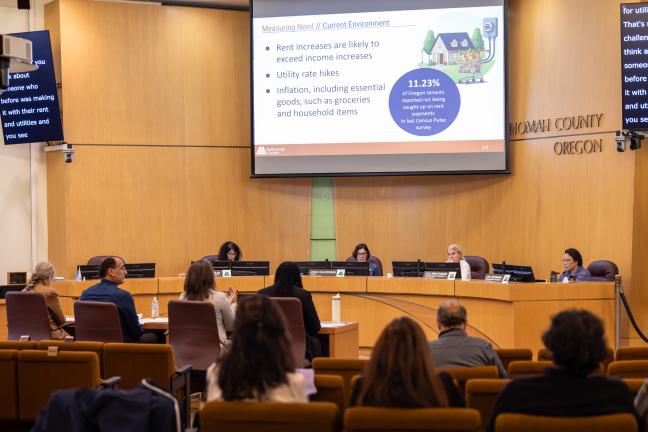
[99,376,122,390]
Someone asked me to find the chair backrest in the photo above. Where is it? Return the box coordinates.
[201,255,220,263]
[74,301,124,343]
[623,378,645,397]
[0,349,19,421]
[271,297,307,367]
[368,256,384,276]
[586,260,618,282]
[608,360,648,379]
[86,255,115,266]
[37,340,105,375]
[168,300,220,370]
[507,361,553,378]
[200,401,340,432]
[0,341,38,350]
[538,347,614,370]
[103,343,175,389]
[6,292,52,341]
[494,348,533,371]
[311,374,345,412]
[439,366,499,394]
[464,256,490,280]
[344,407,481,432]
[616,346,648,361]
[18,349,101,421]
[465,379,509,430]
[313,358,368,406]
[494,413,637,432]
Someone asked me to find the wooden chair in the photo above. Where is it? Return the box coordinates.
[608,360,648,379]
[200,401,340,432]
[74,301,123,342]
[313,358,367,406]
[494,348,532,371]
[495,413,637,432]
[5,292,52,341]
[0,341,38,350]
[0,350,19,422]
[345,407,482,431]
[616,347,648,361]
[18,350,102,421]
[439,366,499,394]
[311,374,345,412]
[623,378,645,397]
[507,361,553,378]
[465,379,510,431]
[37,340,105,374]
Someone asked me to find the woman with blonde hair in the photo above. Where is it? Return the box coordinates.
[351,317,463,407]
[22,261,69,339]
[447,243,471,281]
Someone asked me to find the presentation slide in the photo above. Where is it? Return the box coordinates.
[251,0,508,176]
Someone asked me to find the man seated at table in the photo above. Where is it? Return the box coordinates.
[80,256,159,343]
[428,300,507,378]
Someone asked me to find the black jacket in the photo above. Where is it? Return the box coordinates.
[258,284,321,336]
[486,367,637,432]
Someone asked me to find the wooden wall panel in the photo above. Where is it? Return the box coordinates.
[55,146,310,277]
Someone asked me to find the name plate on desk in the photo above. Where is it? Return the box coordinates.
[423,271,456,280]
[309,269,338,276]
[485,274,511,284]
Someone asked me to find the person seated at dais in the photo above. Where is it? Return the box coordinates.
[446,243,471,280]
[217,241,242,262]
[559,248,591,282]
[351,243,381,276]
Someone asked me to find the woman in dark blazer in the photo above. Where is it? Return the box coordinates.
[258,261,322,360]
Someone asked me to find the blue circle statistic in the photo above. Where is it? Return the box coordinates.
[388,68,460,136]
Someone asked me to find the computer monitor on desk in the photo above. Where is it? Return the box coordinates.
[0,284,25,299]
[78,265,100,280]
[295,261,330,275]
[331,261,370,276]
[231,261,270,276]
[125,263,156,278]
[425,262,462,278]
[392,261,424,277]
[492,263,536,282]
[204,260,231,271]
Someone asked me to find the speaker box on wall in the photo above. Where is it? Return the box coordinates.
[17,0,30,9]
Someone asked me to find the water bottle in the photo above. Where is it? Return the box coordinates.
[151,296,159,318]
[331,293,341,322]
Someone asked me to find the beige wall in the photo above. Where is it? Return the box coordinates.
[0,2,50,284]
[45,0,648,344]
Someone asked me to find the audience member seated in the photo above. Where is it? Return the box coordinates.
[485,309,636,432]
[180,260,237,345]
[559,248,592,282]
[258,261,322,360]
[447,244,471,281]
[349,243,382,276]
[80,257,160,343]
[206,295,307,402]
[21,261,70,340]
[217,241,242,262]
[428,301,507,378]
[350,316,463,407]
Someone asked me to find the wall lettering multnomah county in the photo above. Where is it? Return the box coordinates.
[509,113,604,136]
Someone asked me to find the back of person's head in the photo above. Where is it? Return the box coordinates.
[217,241,242,261]
[99,257,118,278]
[357,317,448,408]
[273,261,303,296]
[437,300,467,328]
[542,309,607,374]
[26,261,55,290]
[184,260,214,301]
[217,295,295,400]
[564,248,583,267]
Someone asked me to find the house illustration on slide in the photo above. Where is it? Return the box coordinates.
[430,32,474,65]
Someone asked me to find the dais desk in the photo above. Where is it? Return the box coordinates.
[0,277,613,354]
